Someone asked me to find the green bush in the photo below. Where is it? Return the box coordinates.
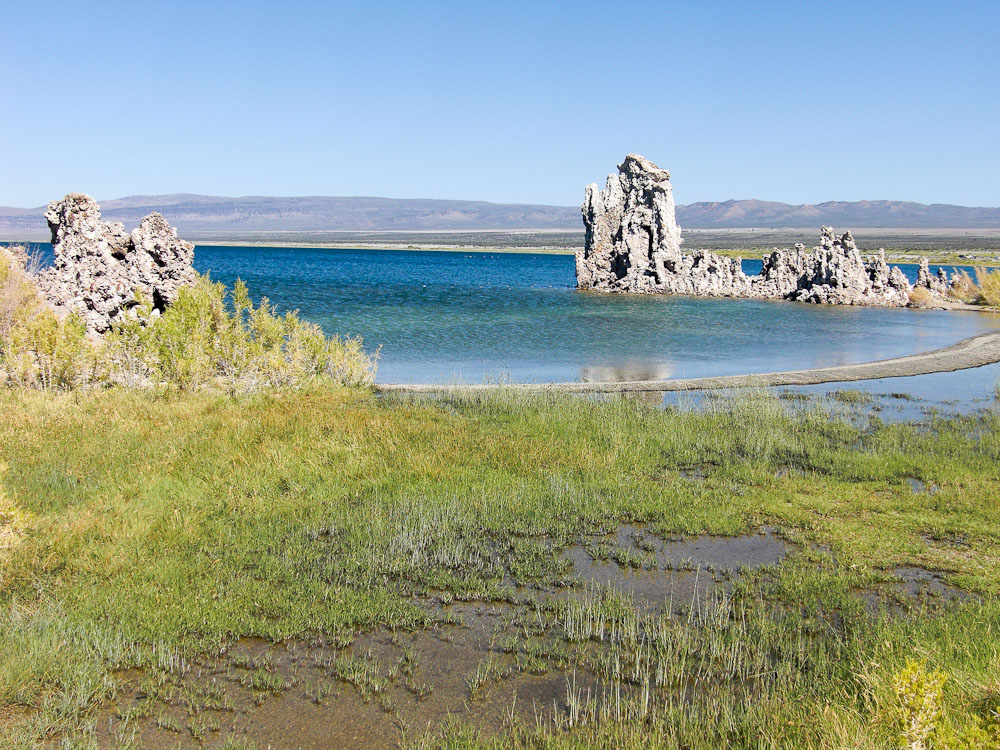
[0,248,45,350]
[1,250,93,390]
[6,310,92,390]
[107,275,378,392]
[1,264,378,392]
[976,267,1000,307]
[889,660,946,749]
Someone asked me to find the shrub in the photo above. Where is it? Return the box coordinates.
[5,310,93,390]
[106,275,378,392]
[1,248,94,390]
[2,259,378,392]
[907,285,936,308]
[0,247,45,348]
[975,267,1000,307]
[114,277,225,388]
[948,269,980,304]
[890,660,946,750]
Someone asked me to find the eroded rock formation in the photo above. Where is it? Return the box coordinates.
[914,258,951,295]
[37,193,195,333]
[578,155,938,307]
[758,228,911,306]
[578,154,686,293]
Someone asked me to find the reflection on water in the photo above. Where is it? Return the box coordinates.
[773,362,1000,418]
[579,363,673,382]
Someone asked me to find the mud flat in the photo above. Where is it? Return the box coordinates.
[92,525,968,748]
[93,526,788,748]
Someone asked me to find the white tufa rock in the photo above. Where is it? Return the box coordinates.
[36,193,195,333]
[914,257,952,295]
[577,155,945,307]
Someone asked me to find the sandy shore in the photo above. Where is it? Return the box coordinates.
[377,331,1000,393]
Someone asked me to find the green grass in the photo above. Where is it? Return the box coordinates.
[1,386,1000,747]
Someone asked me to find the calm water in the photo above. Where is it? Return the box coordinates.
[189,246,1000,402]
[14,243,1000,406]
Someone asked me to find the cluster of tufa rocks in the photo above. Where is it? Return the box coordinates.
[578,155,954,307]
[32,194,196,333]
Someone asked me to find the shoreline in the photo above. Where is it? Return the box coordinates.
[196,242,1000,266]
[4,235,999,265]
[376,331,1000,393]
[196,241,579,254]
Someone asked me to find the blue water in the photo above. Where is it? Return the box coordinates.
[191,247,1000,391]
[11,242,1000,405]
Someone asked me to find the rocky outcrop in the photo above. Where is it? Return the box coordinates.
[37,193,195,333]
[915,258,951,295]
[577,155,932,307]
[578,154,687,293]
[755,228,911,306]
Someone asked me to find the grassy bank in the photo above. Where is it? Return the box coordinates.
[1,387,999,747]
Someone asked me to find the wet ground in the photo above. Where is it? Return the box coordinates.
[769,362,1000,421]
[560,525,786,616]
[658,369,1000,424]
[99,607,586,749]
[855,566,972,615]
[92,524,967,749]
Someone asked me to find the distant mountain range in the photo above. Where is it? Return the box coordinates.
[2,194,1000,238]
[677,199,1000,230]
[0,195,580,237]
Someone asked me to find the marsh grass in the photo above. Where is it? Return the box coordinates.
[830,389,876,405]
[466,656,510,700]
[1,387,1000,746]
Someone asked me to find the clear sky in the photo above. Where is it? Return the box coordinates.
[2,1,998,208]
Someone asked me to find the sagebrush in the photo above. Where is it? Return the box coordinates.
[976,267,1000,307]
[947,269,980,304]
[0,252,377,391]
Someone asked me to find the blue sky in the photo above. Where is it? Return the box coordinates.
[2,1,998,208]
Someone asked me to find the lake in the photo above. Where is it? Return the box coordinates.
[15,242,1000,408]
